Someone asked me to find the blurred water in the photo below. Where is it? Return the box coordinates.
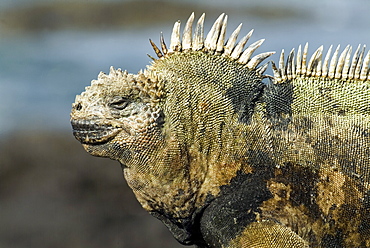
[0,29,157,134]
[0,0,369,135]
[0,1,369,248]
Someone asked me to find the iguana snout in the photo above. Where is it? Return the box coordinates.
[70,67,166,163]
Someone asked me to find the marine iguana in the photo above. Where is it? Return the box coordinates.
[70,13,370,247]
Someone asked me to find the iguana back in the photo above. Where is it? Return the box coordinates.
[70,13,370,247]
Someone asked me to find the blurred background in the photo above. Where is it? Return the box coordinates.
[0,0,369,247]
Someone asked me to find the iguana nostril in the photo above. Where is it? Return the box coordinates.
[75,102,82,111]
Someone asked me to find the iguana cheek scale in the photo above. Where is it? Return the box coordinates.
[71,12,370,248]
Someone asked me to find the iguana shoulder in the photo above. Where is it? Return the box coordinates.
[70,13,370,247]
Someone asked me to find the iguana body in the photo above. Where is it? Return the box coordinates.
[70,13,370,247]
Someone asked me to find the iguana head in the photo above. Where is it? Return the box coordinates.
[71,68,165,164]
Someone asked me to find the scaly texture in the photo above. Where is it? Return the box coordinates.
[70,13,370,248]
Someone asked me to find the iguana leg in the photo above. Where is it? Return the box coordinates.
[227,220,309,248]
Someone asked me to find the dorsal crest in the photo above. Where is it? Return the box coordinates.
[149,13,275,73]
[273,43,370,83]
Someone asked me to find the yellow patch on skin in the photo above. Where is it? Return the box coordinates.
[260,179,314,242]
[189,142,253,203]
[258,165,369,247]
[345,232,362,248]
[315,166,366,247]
[316,166,346,216]
[241,164,254,175]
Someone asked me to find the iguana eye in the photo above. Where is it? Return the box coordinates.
[110,97,130,110]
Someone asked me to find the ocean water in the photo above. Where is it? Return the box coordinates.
[0,0,369,135]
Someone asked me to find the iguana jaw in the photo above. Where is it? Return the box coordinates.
[71,118,122,144]
[70,116,133,161]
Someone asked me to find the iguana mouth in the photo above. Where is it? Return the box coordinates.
[71,119,121,144]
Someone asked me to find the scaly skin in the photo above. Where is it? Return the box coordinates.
[71,13,370,247]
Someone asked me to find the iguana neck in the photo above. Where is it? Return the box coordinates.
[123,50,265,241]
[151,50,264,155]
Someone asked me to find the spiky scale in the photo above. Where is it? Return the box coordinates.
[271,60,281,81]
[361,50,370,80]
[149,39,163,58]
[216,15,228,53]
[238,37,264,64]
[322,44,332,77]
[279,49,285,80]
[169,20,181,53]
[355,45,366,79]
[328,45,340,78]
[306,45,323,76]
[192,13,205,51]
[246,51,275,69]
[182,12,194,50]
[301,43,308,75]
[342,46,352,79]
[204,13,225,52]
[335,45,350,79]
[230,33,252,60]
[160,33,168,55]
[349,44,361,79]
[224,24,243,56]
[286,48,295,79]
[256,62,269,74]
[296,44,302,75]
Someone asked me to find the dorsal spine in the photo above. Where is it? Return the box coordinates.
[149,13,275,73]
[273,43,370,83]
